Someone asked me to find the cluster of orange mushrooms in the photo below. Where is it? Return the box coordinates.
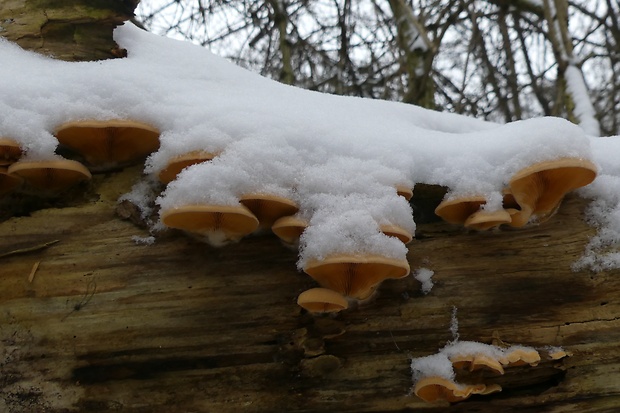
[413,344,568,403]
[1,120,598,315]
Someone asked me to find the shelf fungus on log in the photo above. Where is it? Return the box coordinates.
[434,195,486,226]
[160,204,259,244]
[303,254,410,300]
[297,288,348,313]
[239,194,299,227]
[450,353,505,375]
[380,223,414,244]
[506,158,597,227]
[435,195,512,231]
[0,138,22,165]
[413,376,500,403]
[463,208,513,231]
[55,119,160,169]
[157,150,218,184]
[272,215,308,246]
[0,167,23,196]
[7,159,91,192]
[395,184,413,201]
[500,347,541,367]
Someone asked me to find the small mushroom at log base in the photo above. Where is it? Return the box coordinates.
[435,195,486,225]
[507,158,597,226]
[395,184,413,201]
[158,150,217,184]
[297,288,348,313]
[464,209,512,231]
[55,119,160,168]
[413,376,493,403]
[303,254,410,299]
[0,138,22,165]
[160,204,259,242]
[380,223,413,244]
[239,194,299,227]
[272,215,308,245]
[0,167,23,196]
[7,159,91,192]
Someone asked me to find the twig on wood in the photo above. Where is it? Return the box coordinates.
[62,277,97,321]
[28,261,40,283]
[0,240,60,259]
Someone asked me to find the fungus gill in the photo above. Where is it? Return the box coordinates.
[296,288,349,313]
[55,119,160,169]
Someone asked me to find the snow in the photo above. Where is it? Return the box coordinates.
[0,23,618,272]
[573,136,620,271]
[414,268,434,294]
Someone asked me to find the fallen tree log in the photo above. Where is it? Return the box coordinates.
[1,167,618,412]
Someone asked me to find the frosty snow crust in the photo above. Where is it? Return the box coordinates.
[0,23,615,273]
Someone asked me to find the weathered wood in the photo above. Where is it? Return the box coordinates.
[0,0,138,61]
[1,165,619,412]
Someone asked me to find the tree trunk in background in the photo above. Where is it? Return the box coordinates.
[0,0,138,61]
[388,0,436,109]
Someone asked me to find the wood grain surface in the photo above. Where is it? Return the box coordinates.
[1,167,618,412]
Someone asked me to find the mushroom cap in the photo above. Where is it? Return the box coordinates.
[272,215,308,244]
[0,166,23,196]
[160,204,259,238]
[0,138,22,165]
[435,195,486,225]
[464,209,512,231]
[500,347,541,367]
[158,150,217,184]
[7,159,91,192]
[548,349,568,360]
[413,376,488,403]
[55,119,160,167]
[450,353,505,375]
[297,288,348,313]
[395,184,413,201]
[507,158,597,227]
[303,254,410,299]
[380,224,413,244]
[239,193,299,227]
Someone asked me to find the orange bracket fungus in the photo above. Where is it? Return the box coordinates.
[239,193,299,227]
[7,159,91,192]
[434,195,486,226]
[157,150,217,184]
[435,195,512,230]
[463,208,513,231]
[413,376,497,403]
[55,119,160,168]
[395,184,413,201]
[0,138,22,165]
[303,254,410,300]
[160,204,259,243]
[500,346,541,367]
[272,215,309,246]
[297,288,349,313]
[450,353,505,375]
[380,223,414,244]
[506,157,597,226]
